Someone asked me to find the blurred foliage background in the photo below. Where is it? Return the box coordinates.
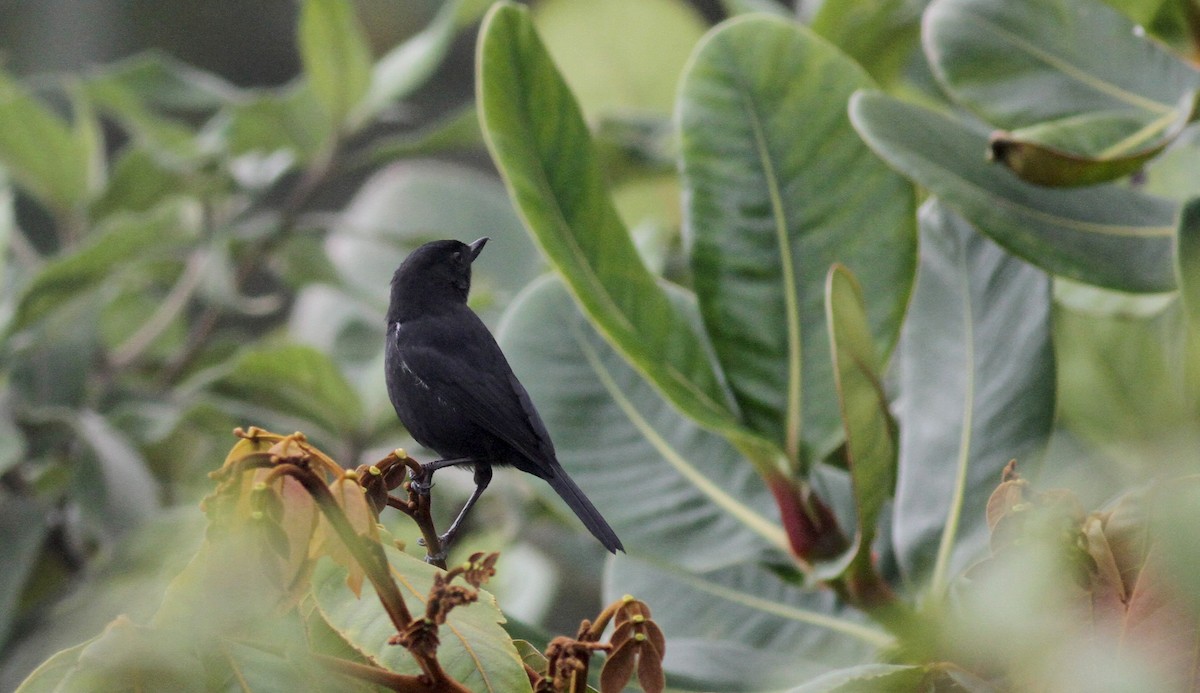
[2,0,1200,690]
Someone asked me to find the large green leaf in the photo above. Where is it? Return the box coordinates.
[313,548,532,693]
[849,91,1178,292]
[499,276,787,570]
[823,266,897,579]
[892,201,1055,589]
[297,0,372,131]
[924,0,1200,129]
[678,16,915,467]
[605,555,889,691]
[477,2,779,468]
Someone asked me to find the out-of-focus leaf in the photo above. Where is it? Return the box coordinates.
[478,2,780,469]
[678,15,915,467]
[73,410,162,532]
[219,82,331,165]
[0,71,94,211]
[812,0,926,87]
[0,493,48,651]
[892,201,1054,588]
[298,0,372,131]
[82,51,236,157]
[988,93,1199,187]
[362,106,484,164]
[721,0,793,16]
[0,394,25,475]
[51,617,205,693]
[786,663,929,692]
[532,0,706,118]
[924,0,1200,129]
[11,205,189,330]
[849,91,1178,292]
[500,277,787,569]
[1101,0,1200,55]
[12,640,91,693]
[1055,301,1197,475]
[90,146,191,219]
[0,172,12,291]
[206,344,365,437]
[357,0,491,122]
[313,546,533,692]
[821,266,896,579]
[605,555,889,691]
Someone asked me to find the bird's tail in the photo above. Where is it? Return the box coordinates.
[545,470,624,554]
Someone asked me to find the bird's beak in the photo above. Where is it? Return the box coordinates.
[467,237,489,262]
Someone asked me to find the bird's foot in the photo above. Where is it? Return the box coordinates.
[418,530,457,564]
[408,471,434,495]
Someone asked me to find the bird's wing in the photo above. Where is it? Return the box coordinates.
[404,313,557,475]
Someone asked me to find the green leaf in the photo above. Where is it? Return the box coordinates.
[0,493,48,651]
[924,0,1200,129]
[0,71,94,211]
[822,265,897,579]
[357,0,491,122]
[606,555,890,691]
[892,201,1055,590]
[787,663,929,692]
[53,617,206,693]
[12,205,190,331]
[0,394,25,475]
[73,410,162,532]
[811,0,925,87]
[206,344,365,438]
[678,16,915,467]
[13,640,91,693]
[218,82,331,165]
[298,0,373,132]
[363,106,484,164]
[722,0,793,16]
[477,2,778,468]
[849,91,1178,292]
[313,547,533,692]
[1101,0,1200,54]
[531,0,707,118]
[82,51,235,158]
[499,277,788,568]
[90,145,191,219]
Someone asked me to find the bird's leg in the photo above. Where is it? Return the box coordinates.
[409,456,472,495]
[424,465,492,563]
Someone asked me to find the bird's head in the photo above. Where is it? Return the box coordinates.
[387,237,488,322]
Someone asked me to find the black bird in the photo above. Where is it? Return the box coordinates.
[385,237,623,558]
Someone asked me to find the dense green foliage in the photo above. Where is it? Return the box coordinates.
[3,0,1200,690]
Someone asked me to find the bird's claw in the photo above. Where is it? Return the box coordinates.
[418,532,454,564]
[408,475,434,495]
